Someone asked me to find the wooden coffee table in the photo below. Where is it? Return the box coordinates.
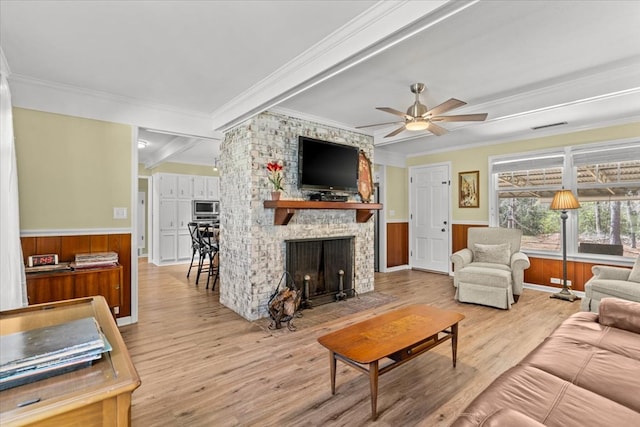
[317,304,464,420]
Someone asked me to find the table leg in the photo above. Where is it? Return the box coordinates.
[451,322,459,368]
[369,360,379,421]
[329,351,336,395]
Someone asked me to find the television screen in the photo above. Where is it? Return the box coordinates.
[298,137,359,193]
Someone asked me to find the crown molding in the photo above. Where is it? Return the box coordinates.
[8,73,219,138]
[210,0,478,132]
[269,106,363,135]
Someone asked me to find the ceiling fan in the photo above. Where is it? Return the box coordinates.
[357,83,488,138]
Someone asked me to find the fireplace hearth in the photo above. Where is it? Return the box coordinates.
[286,237,354,307]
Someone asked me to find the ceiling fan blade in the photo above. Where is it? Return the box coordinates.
[432,113,488,122]
[377,107,412,119]
[356,120,403,129]
[426,122,448,136]
[423,98,466,117]
[385,125,406,138]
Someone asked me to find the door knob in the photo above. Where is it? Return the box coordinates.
[441,228,446,232]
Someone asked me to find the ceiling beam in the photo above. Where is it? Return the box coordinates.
[210,0,479,132]
[143,136,203,169]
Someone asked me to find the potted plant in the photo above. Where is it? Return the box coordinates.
[267,160,284,200]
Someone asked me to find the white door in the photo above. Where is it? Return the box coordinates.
[410,164,450,273]
[137,192,146,252]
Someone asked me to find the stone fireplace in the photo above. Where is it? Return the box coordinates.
[218,111,375,321]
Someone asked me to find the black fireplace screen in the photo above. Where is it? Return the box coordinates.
[285,237,354,306]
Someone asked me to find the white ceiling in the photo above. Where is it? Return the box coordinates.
[2,0,639,167]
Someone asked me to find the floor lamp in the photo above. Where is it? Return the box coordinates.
[549,189,581,301]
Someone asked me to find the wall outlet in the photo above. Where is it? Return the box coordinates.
[113,207,127,219]
[551,277,571,286]
[389,210,395,217]
[113,306,120,315]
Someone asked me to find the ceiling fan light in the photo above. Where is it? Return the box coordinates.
[405,119,429,131]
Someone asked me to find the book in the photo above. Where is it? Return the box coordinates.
[0,317,110,389]
[25,262,72,274]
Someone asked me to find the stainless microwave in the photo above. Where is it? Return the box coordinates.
[192,200,219,218]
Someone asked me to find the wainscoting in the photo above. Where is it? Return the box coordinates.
[386,222,408,268]
[20,233,132,317]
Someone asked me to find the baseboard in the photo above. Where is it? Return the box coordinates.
[523,282,585,298]
[383,264,411,272]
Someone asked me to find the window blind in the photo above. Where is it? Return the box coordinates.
[572,142,640,166]
[491,154,564,174]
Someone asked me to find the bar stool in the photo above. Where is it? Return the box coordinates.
[187,222,201,279]
[196,223,219,290]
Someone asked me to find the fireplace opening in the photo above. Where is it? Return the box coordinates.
[286,237,354,307]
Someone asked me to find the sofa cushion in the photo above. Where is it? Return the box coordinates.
[599,297,640,334]
[457,266,512,288]
[521,335,640,412]
[473,243,511,265]
[467,262,511,272]
[550,311,640,361]
[452,408,546,427]
[629,256,640,283]
[451,365,640,427]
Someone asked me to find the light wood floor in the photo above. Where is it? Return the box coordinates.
[120,259,580,427]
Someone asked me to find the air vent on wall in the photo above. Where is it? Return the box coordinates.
[531,121,568,130]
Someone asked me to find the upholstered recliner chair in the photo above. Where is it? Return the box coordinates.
[581,256,640,313]
[450,227,530,309]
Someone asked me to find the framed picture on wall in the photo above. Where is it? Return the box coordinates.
[459,170,479,208]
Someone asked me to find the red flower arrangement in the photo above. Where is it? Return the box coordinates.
[267,160,284,191]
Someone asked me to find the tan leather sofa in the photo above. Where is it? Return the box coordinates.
[581,256,640,312]
[451,297,640,426]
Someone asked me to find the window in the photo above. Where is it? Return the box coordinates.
[492,153,564,252]
[490,141,640,258]
[573,145,640,258]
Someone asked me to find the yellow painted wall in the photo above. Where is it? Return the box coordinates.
[407,122,640,222]
[13,108,132,230]
[385,165,408,221]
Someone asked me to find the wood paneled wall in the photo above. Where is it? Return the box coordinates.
[21,233,132,317]
[387,222,409,268]
[451,224,623,292]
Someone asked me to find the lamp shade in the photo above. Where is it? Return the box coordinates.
[550,189,581,210]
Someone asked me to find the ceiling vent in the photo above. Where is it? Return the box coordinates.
[531,121,568,131]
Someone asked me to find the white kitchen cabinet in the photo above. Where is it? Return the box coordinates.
[177,175,193,199]
[206,177,220,200]
[159,200,177,230]
[159,174,177,198]
[177,231,192,261]
[159,231,177,263]
[177,200,192,231]
[152,172,219,266]
[193,176,207,199]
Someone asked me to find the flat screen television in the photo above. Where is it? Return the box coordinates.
[298,136,359,193]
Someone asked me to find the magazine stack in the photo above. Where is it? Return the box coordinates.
[0,317,111,390]
[71,252,118,270]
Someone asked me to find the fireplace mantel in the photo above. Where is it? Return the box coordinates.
[263,200,383,225]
